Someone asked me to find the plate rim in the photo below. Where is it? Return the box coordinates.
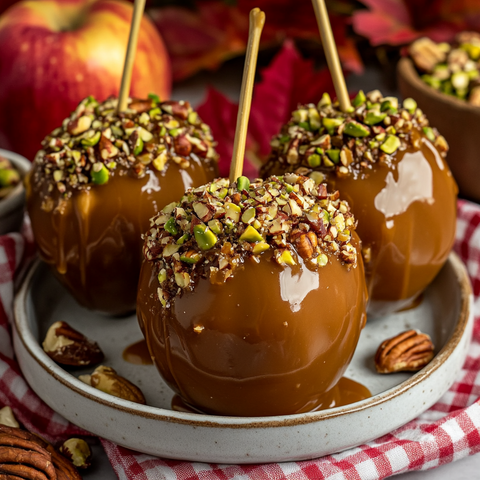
[13,252,472,430]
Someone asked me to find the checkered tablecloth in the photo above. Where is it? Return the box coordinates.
[2,200,480,480]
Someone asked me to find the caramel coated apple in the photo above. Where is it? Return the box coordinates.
[261,91,457,316]
[137,175,368,416]
[27,96,218,315]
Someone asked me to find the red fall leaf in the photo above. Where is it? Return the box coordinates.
[197,40,336,179]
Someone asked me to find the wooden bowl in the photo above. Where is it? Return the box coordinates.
[398,57,480,203]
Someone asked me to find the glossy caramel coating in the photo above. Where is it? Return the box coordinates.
[27,160,216,315]
[137,241,367,417]
[264,135,457,316]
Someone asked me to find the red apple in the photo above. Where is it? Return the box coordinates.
[0,0,171,161]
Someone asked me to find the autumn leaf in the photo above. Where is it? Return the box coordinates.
[197,40,335,179]
[150,0,362,81]
[352,0,480,47]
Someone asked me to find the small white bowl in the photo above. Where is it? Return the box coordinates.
[0,148,31,235]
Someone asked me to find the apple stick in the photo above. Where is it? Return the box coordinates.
[229,8,265,183]
[311,0,351,112]
[117,0,146,113]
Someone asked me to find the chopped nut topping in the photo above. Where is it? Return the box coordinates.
[0,156,21,200]
[143,175,359,308]
[32,95,218,195]
[409,33,480,105]
[261,90,447,180]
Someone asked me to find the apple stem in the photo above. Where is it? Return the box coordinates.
[117,0,147,113]
[229,8,265,184]
[311,0,351,112]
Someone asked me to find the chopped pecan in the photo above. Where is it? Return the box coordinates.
[292,231,318,259]
[409,37,446,72]
[375,329,435,373]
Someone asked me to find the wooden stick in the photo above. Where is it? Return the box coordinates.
[229,8,265,183]
[117,0,146,113]
[311,0,351,112]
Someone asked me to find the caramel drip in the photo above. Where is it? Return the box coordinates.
[27,161,216,315]
[137,238,368,417]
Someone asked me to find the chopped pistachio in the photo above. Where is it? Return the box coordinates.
[403,98,417,113]
[252,241,270,254]
[326,149,340,163]
[317,92,331,108]
[237,176,250,192]
[91,163,109,185]
[307,154,321,168]
[380,135,401,154]
[164,217,178,235]
[352,90,366,107]
[81,131,101,147]
[364,111,387,125]
[322,117,344,135]
[422,127,436,142]
[193,224,217,250]
[239,225,263,243]
[343,121,370,137]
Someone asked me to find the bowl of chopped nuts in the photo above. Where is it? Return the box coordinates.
[398,33,480,203]
[0,148,31,235]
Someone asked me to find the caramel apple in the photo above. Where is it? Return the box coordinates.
[26,95,218,315]
[260,91,458,316]
[137,174,368,416]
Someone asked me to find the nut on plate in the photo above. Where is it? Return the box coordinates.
[375,329,435,373]
[0,424,82,480]
[60,438,92,469]
[0,406,20,428]
[79,365,146,404]
[43,321,104,367]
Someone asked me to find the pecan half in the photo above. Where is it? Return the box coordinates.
[375,329,435,373]
[42,321,104,367]
[0,424,78,480]
[292,231,318,259]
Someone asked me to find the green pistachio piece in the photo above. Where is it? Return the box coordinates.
[225,203,241,222]
[326,149,340,163]
[207,220,222,236]
[315,147,324,155]
[277,250,296,266]
[0,168,20,187]
[461,42,480,60]
[149,107,161,118]
[422,127,436,142]
[451,71,469,90]
[317,93,331,109]
[164,217,178,235]
[81,131,101,147]
[176,234,189,245]
[352,90,366,107]
[158,125,167,137]
[322,117,344,135]
[279,134,290,144]
[402,98,417,113]
[218,187,228,199]
[237,176,250,192]
[180,252,202,264]
[157,269,167,284]
[380,135,401,154]
[364,111,387,125]
[241,207,256,224]
[111,125,123,137]
[239,225,263,243]
[308,108,321,130]
[252,241,270,254]
[292,109,308,123]
[298,121,311,131]
[309,171,325,185]
[152,151,168,172]
[193,224,217,250]
[380,97,399,112]
[91,163,109,185]
[285,183,295,193]
[317,254,328,267]
[169,128,181,137]
[307,154,321,168]
[421,74,441,89]
[343,121,370,137]
[188,111,200,125]
[148,93,160,103]
[133,136,143,155]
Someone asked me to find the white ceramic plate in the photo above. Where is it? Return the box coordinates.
[13,253,473,464]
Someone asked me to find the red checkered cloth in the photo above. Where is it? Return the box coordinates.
[2,200,480,480]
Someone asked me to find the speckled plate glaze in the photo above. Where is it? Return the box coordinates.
[13,253,473,464]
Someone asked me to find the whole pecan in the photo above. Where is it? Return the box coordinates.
[375,329,435,374]
[0,424,82,480]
